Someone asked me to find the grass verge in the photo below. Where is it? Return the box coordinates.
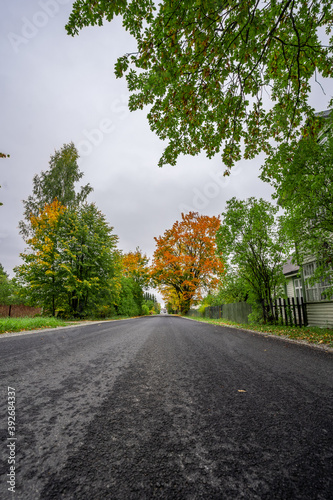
[187,316,333,347]
[0,314,144,334]
[0,317,69,334]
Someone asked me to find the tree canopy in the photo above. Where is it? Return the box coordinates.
[0,263,18,306]
[122,248,151,288]
[15,143,159,319]
[19,142,92,238]
[115,248,151,316]
[66,0,333,169]
[269,118,333,297]
[15,200,67,316]
[151,211,224,314]
[216,197,289,321]
[15,200,119,317]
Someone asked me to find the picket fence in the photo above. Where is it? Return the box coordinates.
[263,297,307,327]
[188,297,308,327]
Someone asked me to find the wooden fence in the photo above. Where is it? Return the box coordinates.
[188,298,308,327]
[0,304,42,318]
[263,297,308,327]
[205,305,222,319]
[188,302,253,324]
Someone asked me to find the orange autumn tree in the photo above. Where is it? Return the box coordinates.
[151,212,224,314]
[122,248,150,288]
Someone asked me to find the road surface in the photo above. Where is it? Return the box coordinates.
[1,316,332,499]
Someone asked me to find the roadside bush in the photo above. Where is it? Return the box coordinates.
[141,303,150,315]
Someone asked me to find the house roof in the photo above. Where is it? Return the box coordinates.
[283,258,300,276]
[315,109,331,118]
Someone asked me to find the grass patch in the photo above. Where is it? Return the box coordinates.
[187,316,333,347]
[0,317,69,334]
[0,314,144,334]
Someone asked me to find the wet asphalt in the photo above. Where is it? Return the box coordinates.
[0,315,332,499]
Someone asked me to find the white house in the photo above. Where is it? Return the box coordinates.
[283,258,333,328]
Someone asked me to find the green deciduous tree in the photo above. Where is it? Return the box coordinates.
[267,119,333,297]
[19,142,92,238]
[205,269,249,306]
[115,248,151,316]
[59,203,119,316]
[15,200,119,317]
[143,292,161,315]
[0,264,20,306]
[216,197,289,322]
[115,276,143,317]
[0,264,10,303]
[66,1,333,169]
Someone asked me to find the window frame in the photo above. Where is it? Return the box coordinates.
[303,261,333,302]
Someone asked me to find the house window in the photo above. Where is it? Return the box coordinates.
[303,262,319,301]
[293,278,303,299]
[303,262,333,302]
[318,276,333,301]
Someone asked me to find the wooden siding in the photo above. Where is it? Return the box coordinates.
[286,278,295,299]
[306,302,333,328]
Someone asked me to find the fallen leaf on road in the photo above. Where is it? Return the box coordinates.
[238,389,246,392]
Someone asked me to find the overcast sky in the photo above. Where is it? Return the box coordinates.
[1,1,332,292]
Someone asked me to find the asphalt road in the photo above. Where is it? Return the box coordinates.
[0,316,332,499]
